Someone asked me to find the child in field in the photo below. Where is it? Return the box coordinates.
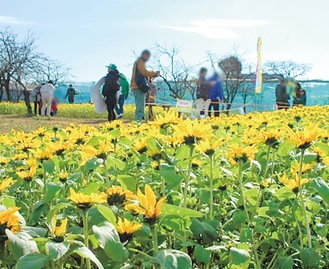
[51,97,59,116]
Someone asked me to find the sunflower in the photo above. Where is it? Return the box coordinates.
[0,157,9,165]
[59,171,69,183]
[105,186,134,206]
[32,148,53,162]
[278,174,309,192]
[125,185,166,224]
[116,218,142,242]
[227,144,257,165]
[286,125,320,149]
[195,139,223,156]
[0,207,21,234]
[16,165,37,182]
[67,188,104,210]
[0,178,14,193]
[174,119,212,146]
[134,139,148,154]
[152,110,178,129]
[262,129,281,147]
[50,216,68,242]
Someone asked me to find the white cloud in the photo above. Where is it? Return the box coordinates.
[0,16,33,25]
[163,26,237,39]
[191,19,270,28]
[163,19,270,40]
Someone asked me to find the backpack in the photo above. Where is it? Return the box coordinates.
[102,71,120,97]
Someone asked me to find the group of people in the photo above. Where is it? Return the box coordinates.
[30,81,58,116]
[29,83,79,116]
[196,67,225,117]
[275,79,307,109]
[97,50,159,122]
[98,49,227,122]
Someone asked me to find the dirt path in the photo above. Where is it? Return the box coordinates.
[0,114,121,133]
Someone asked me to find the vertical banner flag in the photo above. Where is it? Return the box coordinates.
[255,37,262,93]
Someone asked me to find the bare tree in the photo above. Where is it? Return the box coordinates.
[32,56,71,86]
[0,28,37,102]
[264,61,311,79]
[239,82,255,113]
[218,54,253,113]
[153,43,196,99]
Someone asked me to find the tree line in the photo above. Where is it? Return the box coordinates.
[0,28,70,102]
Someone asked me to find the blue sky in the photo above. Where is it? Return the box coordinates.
[1,0,328,81]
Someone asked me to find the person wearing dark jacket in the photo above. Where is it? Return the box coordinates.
[208,73,224,117]
[65,85,77,104]
[102,64,120,121]
[293,82,307,106]
[275,79,289,109]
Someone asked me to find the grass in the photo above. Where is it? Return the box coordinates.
[0,102,171,133]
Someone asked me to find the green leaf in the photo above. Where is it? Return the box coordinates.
[190,219,218,244]
[300,248,320,267]
[104,241,129,263]
[162,204,202,218]
[233,210,247,227]
[46,241,69,261]
[194,245,211,264]
[46,203,73,223]
[155,249,192,269]
[44,183,62,203]
[16,253,49,269]
[278,256,294,269]
[42,160,55,174]
[28,201,46,226]
[73,246,104,269]
[240,228,252,243]
[314,178,329,205]
[96,205,116,225]
[159,164,183,187]
[244,188,259,206]
[5,230,39,260]
[229,247,250,266]
[277,141,295,156]
[24,227,48,238]
[275,186,295,201]
[83,182,101,195]
[84,158,101,171]
[107,157,125,170]
[118,174,138,192]
[2,197,15,207]
[92,222,120,247]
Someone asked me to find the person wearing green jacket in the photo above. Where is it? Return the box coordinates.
[115,74,130,118]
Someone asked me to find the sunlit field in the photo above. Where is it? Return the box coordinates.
[0,106,329,268]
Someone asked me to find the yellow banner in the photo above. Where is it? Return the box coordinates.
[255,37,262,93]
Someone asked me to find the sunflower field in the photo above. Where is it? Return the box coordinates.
[0,106,329,269]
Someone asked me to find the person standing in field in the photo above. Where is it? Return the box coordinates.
[30,86,42,115]
[196,68,210,100]
[131,50,159,121]
[102,64,120,121]
[115,73,130,119]
[275,79,289,109]
[208,72,224,117]
[40,80,55,116]
[65,84,77,104]
[293,82,307,106]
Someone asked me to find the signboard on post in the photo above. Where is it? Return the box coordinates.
[175,99,193,113]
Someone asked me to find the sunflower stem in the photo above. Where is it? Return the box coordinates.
[152,224,158,254]
[298,149,312,248]
[209,154,214,219]
[238,161,260,269]
[103,161,111,187]
[183,146,194,207]
[82,209,91,269]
